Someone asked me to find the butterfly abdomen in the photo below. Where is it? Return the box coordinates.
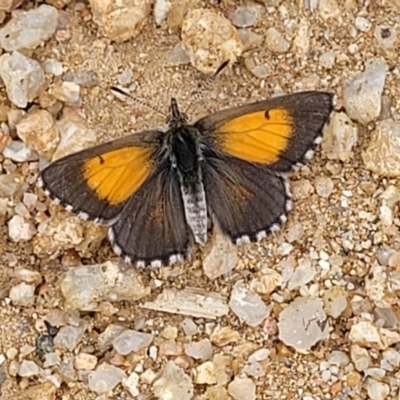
[168,125,208,246]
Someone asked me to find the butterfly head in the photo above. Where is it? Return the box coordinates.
[167,98,188,128]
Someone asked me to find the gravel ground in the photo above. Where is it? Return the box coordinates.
[0,0,400,399]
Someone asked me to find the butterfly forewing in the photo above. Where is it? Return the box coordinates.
[196,91,334,172]
[40,130,163,224]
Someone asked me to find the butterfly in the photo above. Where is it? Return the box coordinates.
[39,90,334,267]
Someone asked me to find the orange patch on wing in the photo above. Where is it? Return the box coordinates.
[218,109,293,164]
[82,146,153,205]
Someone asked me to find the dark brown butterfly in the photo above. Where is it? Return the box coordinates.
[39,90,334,267]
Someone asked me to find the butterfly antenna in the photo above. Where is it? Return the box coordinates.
[111,86,167,118]
[184,60,230,114]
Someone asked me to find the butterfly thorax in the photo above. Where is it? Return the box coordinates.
[164,99,207,246]
[169,126,201,186]
[165,98,203,191]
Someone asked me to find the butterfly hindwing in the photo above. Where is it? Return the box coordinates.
[109,163,191,267]
[202,151,290,244]
[196,91,334,173]
[39,130,163,224]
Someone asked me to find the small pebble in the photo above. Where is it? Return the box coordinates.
[25,382,58,400]
[229,282,269,327]
[350,344,371,371]
[278,297,329,351]
[228,3,262,28]
[181,318,197,336]
[60,261,149,311]
[9,360,19,377]
[349,321,400,350]
[363,118,400,177]
[6,348,18,360]
[374,25,397,58]
[112,330,154,355]
[18,360,40,377]
[288,258,315,290]
[50,82,80,103]
[243,362,265,378]
[43,352,61,368]
[248,348,270,363]
[98,324,126,351]
[293,19,310,54]
[237,29,263,49]
[63,71,99,87]
[43,58,63,76]
[152,361,193,400]
[228,376,256,400]
[355,16,371,32]
[161,326,178,340]
[287,223,304,243]
[88,363,126,395]
[0,172,23,197]
[304,0,318,9]
[0,5,58,51]
[0,51,45,108]
[182,8,243,74]
[343,58,387,125]
[123,371,140,397]
[185,339,213,361]
[90,0,151,41]
[194,361,217,384]
[117,68,133,85]
[166,42,190,65]
[244,59,270,79]
[203,228,238,279]
[210,325,241,346]
[323,287,348,318]
[382,348,400,369]
[3,141,38,163]
[292,179,314,200]
[16,110,59,160]
[153,0,171,25]
[318,0,340,20]
[54,325,85,352]
[322,111,358,161]
[315,177,334,198]
[376,307,400,329]
[9,282,35,306]
[142,287,229,319]
[328,351,350,366]
[265,27,290,53]
[251,269,282,296]
[319,52,336,69]
[74,353,98,370]
[364,377,390,400]
[8,215,36,242]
